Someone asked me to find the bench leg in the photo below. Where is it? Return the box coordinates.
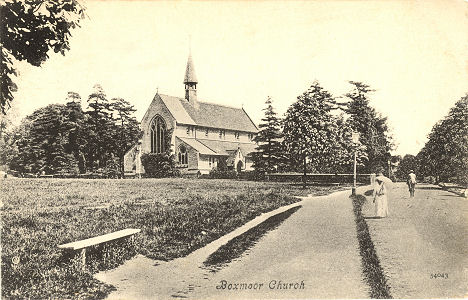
[81,248,86,270]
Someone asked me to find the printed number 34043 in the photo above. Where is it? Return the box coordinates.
[430,273,448,279]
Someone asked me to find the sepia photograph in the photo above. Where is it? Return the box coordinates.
[0,0,467,299]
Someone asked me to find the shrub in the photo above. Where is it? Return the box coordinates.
[209,168,238,179]
[141,153,176,178]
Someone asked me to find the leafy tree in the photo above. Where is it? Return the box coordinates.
[110,98,142,177]
[85,84,114,170]
[10,104,74,174]
[253,97,283,174]
[344,81,393,174]
[395,154,418,180]
[0,107,19,170]
[283,81,346,185]
[1,0,86,114]
[63,97,88,173]
[417,94,468,184]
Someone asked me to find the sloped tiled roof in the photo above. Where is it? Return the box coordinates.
[177,137,219,155]
[159,95,196,125]
[158,94,258,132]
[198,139,257,156]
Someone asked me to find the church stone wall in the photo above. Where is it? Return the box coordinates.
[140,94,176,155]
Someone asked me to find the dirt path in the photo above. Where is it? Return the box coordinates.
[95,189,369,299]
[361,182,468,298]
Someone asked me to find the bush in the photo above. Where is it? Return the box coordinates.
[140,153,176,178]
[209,168,238,179]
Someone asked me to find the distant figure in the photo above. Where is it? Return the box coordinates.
[407,170,417,197]
[373,173,391,218]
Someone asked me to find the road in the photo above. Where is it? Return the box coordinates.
[361,182,468,298]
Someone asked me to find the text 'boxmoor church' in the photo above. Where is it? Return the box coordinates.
[124,53,259,176]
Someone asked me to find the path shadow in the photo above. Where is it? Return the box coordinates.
[364,216,382,220]
[202,206,302,273]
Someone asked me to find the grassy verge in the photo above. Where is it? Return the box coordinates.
[1,178,343,299]
[351,194,392,299]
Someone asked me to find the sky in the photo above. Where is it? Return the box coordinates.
[10,0,468,156]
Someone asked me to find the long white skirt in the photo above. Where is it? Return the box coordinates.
[375,194,389,217]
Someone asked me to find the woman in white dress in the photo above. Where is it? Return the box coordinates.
[373,174,390,218]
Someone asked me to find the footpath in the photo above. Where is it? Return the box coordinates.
[360,182,468,298]
[96,188,370,299]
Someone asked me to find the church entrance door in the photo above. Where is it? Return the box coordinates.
[236,161,243,173]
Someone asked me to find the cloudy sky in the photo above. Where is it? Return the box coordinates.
[11,0,468,156]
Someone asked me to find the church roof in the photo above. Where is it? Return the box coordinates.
[177,137,219,155]
[197,139,258,156]
[159,94,258,132]
[184,54,197,83]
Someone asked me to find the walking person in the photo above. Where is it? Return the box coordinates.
[407,170,417,197]
[373,172,392,218]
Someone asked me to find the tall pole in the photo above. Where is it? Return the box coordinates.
[351,132,360,196]
[352,150,357,195]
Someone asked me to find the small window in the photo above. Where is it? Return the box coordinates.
[186,126,190,135]
[205,128,209,137]
[219,130,225,139]
[178,145,188,165]
[235,132,240,140]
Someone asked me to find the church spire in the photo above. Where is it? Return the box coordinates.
[184,49,198,105]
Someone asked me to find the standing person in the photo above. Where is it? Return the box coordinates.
[373,172,392,218]
[407,170,417,197]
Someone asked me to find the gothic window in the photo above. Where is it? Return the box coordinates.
[178,145,188,165]
[150,116,166,153]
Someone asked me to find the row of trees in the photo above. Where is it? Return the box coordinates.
[253,81,393,177]
[398,94,467,184]
[362,94,467,185]
[0,85,141,177]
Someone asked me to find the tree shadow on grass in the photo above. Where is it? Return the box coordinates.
[202,206,301,273]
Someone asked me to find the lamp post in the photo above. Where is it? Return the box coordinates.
[351,132,360,196]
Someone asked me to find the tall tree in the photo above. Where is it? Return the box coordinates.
[283,81,345,185]
[1,0,86,114]
[85,84,113,170]
[10,104,80,175]
[417,94,468,184]
[344,81,393,174]
[253,97,283,174]
[110,97,142,177]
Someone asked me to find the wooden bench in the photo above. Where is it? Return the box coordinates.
[58,228,141,269]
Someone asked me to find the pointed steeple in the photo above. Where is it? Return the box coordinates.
[184,49,198,106]
[184,54,198,84]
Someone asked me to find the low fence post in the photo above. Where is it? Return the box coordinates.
[370,173,376,186]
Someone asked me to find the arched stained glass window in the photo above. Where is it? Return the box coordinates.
[178,145,188,165]
[150,116,166,153]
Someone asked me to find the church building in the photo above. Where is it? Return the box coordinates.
[124,54,258,176]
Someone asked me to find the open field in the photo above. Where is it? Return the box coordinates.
[1,178,348,299]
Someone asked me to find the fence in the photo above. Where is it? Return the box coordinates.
[264,173,375,185]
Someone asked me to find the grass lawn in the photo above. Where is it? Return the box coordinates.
[1,178,347,299]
